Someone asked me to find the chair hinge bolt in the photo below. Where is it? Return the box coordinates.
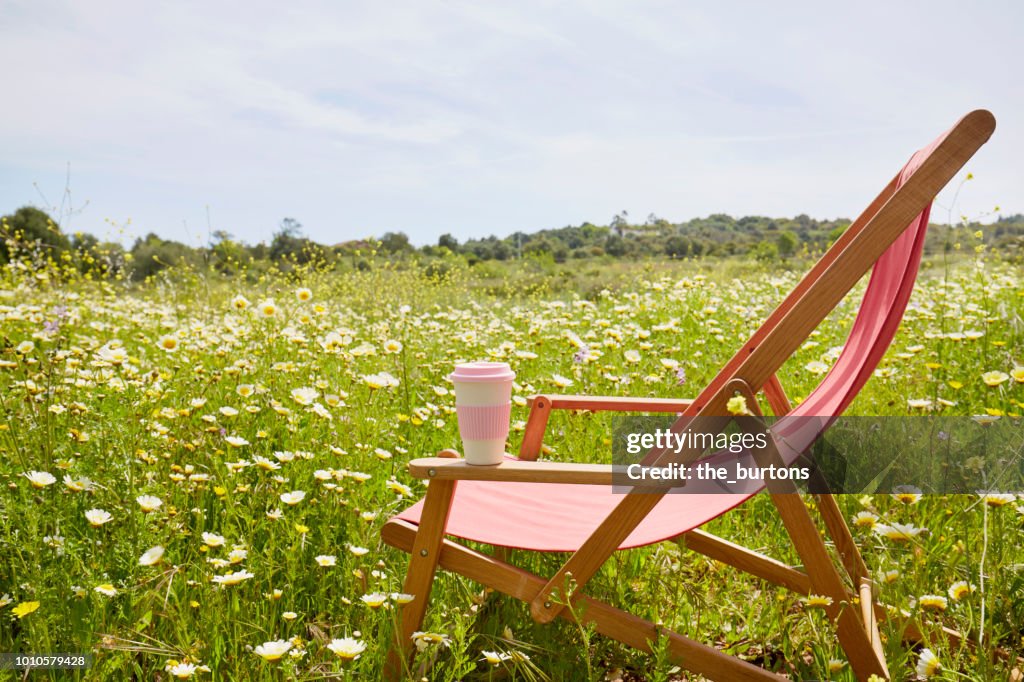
[428,469,436,477]
[544,601,551,608]
[419,549,428,557]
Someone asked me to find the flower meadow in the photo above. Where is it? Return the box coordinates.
[1,254,1022,681]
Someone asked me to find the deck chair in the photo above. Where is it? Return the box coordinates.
[381,110,996,681]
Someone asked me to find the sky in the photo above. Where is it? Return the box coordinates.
[0,1,1020,248]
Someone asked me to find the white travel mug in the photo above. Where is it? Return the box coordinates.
[449,362,515,465]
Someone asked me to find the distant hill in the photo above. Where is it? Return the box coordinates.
[446,212,1024,264]
[3,206,1022,282]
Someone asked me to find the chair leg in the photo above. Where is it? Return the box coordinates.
[814,492,871,589]
[384,480,456,681]
[770,493,888,680]
[759,376,873,587]
[732,383,888,681]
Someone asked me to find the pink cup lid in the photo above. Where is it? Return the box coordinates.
[449,361,515,383]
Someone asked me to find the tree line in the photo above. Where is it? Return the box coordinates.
[2,205,1022,282]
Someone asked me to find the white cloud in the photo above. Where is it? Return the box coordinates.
[0,0,1019,245]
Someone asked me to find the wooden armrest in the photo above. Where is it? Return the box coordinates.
[519,394,693,461]
[537,394,693,412]
[408,457,616,485]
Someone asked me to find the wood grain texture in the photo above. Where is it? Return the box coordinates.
[816,491,871,587]
[762,374,792,417]
[384,479,456,679]
[771,493,887,679]
[518,394,694,459]
[408,457,617,485]
[734,381,889,680]
[382,519,783,681]
[518,395,552,460]
[861,577,886,664]
[683,529,810,594]
[546,394,694,412]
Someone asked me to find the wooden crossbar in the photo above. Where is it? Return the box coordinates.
[520,394,695,460]
[383,519,783,681]
[682,529,810,594]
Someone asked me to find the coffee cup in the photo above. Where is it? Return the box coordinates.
[449,361,515,465]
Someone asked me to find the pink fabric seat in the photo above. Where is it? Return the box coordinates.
[395,133,943,552]
[399,465,750,552]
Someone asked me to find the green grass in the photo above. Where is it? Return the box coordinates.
[0,251,1022,681]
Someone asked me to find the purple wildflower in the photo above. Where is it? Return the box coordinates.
[43,306,69,335]
[675,366,687,386]
[573,345,591,364]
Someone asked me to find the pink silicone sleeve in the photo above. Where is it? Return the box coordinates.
[456,403,512,440]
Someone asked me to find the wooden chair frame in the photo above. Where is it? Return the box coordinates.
[381,111,996,681]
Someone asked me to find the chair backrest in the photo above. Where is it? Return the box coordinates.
[681,111,995,421]
[793,137,936,418]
